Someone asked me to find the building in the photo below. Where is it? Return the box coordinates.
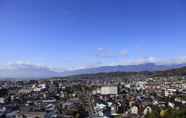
[100,86,118,95]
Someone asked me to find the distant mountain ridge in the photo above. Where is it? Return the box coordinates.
[1,63,186,79]
[61,63,186,76]
[59,66,186,80]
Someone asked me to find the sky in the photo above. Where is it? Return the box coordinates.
[0,0,186,70]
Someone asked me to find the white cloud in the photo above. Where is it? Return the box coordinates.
[0,61,53,71]
[157,56,186,65]
[97,48,104,51]
[96,48,128,58]
[120,50,128,56]
[1,56,186,73]
[122,57,158,65]
[122,56,186,66]
[0,61,60,79]
[96,48,113,58]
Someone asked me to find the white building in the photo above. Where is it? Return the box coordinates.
[100,86,118,95]
[143,106,152,115]
[0,97,5,104]
[93,86,118,95]
[130,106,138,115]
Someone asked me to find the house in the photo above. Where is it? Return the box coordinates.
[0,97,5,104]
[143,106,152,115]
[130,106,138,115]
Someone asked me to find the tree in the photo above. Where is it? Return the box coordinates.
[145,111,159,118]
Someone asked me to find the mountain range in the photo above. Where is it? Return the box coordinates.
[61,63,186,76]
[1,63,186,79]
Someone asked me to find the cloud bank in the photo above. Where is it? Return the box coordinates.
[0,56,186,79]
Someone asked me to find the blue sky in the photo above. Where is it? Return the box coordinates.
[0,0,186,70]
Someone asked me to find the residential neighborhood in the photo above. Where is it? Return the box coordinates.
[0,72,186,118]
